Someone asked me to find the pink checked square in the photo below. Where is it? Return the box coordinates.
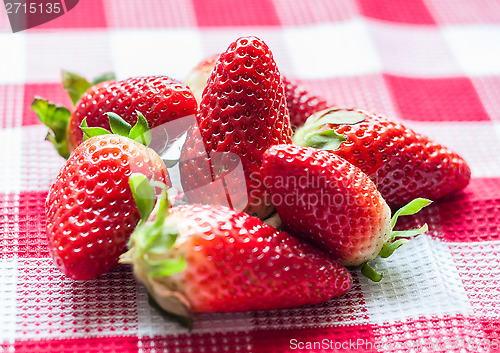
[273,0,358,25]
[472,76,500,121]
[424,0,500,24]
[27,0,107,30]
[14,336,139,353]
[193,0,281,26]
[0,84,24,128]
[23,83,72,126]
[301,74,398,119]
[103,0,198,27]
[16,191,50,259]
[357,0,436,24]
[385,75,490,121]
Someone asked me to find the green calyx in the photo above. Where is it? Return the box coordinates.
[293,108,366,150]
[360,198,433,282]
[31,97,71,159]
[62,70,115,105]
[121,174,185,279]
[80,111,153,146]
[31,70,115,159]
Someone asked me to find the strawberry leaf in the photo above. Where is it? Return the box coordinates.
[129,111,152,146]
[293,108,366,150]
[62,70,92,106]
[147,256,185,277]
[107,112,132,137]
[62,70,115,106]
[303,129,346,150]
[80,118,111,140]
[390,198,432,229]
[129,173,156,222]
[31,97,71,158]
[379,238,410,258]
[91,72,115,85]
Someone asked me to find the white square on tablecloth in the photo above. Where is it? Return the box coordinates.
[0,259,17,346]
[283,19,382,78]
[443,24,500,76]
[110,29,203,82]
[0,33,26,84]
[359,234,473,325]
[19,125,65,192]
[25,31,113,83]
[369,21,460,77]
[0,127,22,193]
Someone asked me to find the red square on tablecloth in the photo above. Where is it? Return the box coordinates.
[0,84,24,128]
[356,0,436,24]
[23,83,72,127]
[193,0,281,26]
[303,74,398,118]
[16,191,50,259]
[102,0,198,28]
[384,75,490,121]
[27,0,107,30]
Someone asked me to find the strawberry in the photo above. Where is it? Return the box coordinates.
[45,113,170,280]
[32,72,197,158]
[120,175,352,321]
[179,36,293,219]
[282,76,330,130]
[293,108,471,209]
[185,53,220,106]
[186,55,330,130]
[262,144,432,281]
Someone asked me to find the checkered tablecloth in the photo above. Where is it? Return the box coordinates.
[1,0,500,352]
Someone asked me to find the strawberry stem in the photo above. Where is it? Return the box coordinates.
[361,262,382,282]
[361,198,432,282]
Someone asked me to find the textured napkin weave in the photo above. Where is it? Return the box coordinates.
[1,0,500,352]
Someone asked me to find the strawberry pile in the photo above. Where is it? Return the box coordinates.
[34,36,470,324]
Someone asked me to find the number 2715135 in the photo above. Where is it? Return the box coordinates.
[5,2,62,14]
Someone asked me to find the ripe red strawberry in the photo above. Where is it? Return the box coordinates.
[120,175,352,320]
[293,108,471,209]
[186,55,330,129]
[282,76,330,130]
[180,36,293,219]
[262,144,431,281]
[46,113,170,280]
[32,73,197,158]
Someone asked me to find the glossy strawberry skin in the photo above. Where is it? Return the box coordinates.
[262,144,392,266]
[46,135,169,280]
[66,76,197,152]
[309,109,471,209]
[282,76,330,130]
[167,204,352,313]
[190,36,293,219]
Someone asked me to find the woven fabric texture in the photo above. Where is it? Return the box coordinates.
[1,0,500,352]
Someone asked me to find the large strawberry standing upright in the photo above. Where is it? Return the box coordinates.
[32,73,197,158]
[45,113,170,280]
[180,36,293,219]
[293,108,471,209]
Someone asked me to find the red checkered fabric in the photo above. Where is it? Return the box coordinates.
[1,0,500,352]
